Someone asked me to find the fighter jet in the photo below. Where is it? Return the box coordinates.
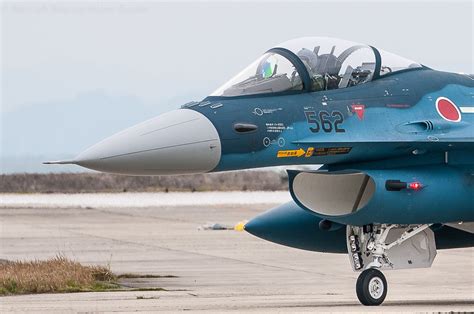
[47,37,474,306]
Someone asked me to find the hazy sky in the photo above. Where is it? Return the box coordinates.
[1,0,473,172]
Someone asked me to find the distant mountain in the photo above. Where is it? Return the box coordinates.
[1,89,201,173]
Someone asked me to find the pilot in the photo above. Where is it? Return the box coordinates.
[297,47,326,91]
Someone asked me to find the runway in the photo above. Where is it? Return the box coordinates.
[1,193,473,312]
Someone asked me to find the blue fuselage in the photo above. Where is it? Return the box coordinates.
[188,69,473,171]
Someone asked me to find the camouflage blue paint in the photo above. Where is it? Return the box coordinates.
[245,201,474,253]
[288,165,474,226]
[190,69,473,172]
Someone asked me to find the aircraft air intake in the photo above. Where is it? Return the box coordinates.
[288,166,474,226]
[290,172,375,216]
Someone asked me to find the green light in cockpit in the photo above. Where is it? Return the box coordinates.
[261,61,274,78]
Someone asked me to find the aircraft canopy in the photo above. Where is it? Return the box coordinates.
[211,37,422,97]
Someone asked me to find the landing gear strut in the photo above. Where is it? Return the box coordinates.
[347,223,435,306]
[356,268,387,306]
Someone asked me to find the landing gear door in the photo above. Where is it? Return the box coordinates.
[384,227,437,270]
[347,225,437,272]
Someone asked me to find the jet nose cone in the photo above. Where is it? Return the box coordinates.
[75,109,221,175]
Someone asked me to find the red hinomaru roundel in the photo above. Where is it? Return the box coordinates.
[435,97,461,122]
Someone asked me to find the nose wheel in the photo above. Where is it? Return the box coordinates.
[356,268,387,306]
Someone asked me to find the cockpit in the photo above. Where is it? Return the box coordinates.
[211,37,423,97]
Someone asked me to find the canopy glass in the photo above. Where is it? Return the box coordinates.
[211,37,422,97]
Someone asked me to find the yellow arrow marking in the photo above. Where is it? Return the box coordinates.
[277,148,306,158]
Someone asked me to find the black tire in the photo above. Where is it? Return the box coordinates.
[356,268,387,306]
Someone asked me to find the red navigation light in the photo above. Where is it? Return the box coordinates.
[408,182,423,191]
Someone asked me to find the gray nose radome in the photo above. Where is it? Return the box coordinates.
[74,109,221,175]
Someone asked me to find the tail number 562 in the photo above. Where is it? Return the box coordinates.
[304,110,345,133]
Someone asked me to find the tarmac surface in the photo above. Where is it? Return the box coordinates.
[0,195,473,312]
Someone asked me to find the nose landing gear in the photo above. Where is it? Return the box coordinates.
[356,268,387,306]
[347,223,435,306]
